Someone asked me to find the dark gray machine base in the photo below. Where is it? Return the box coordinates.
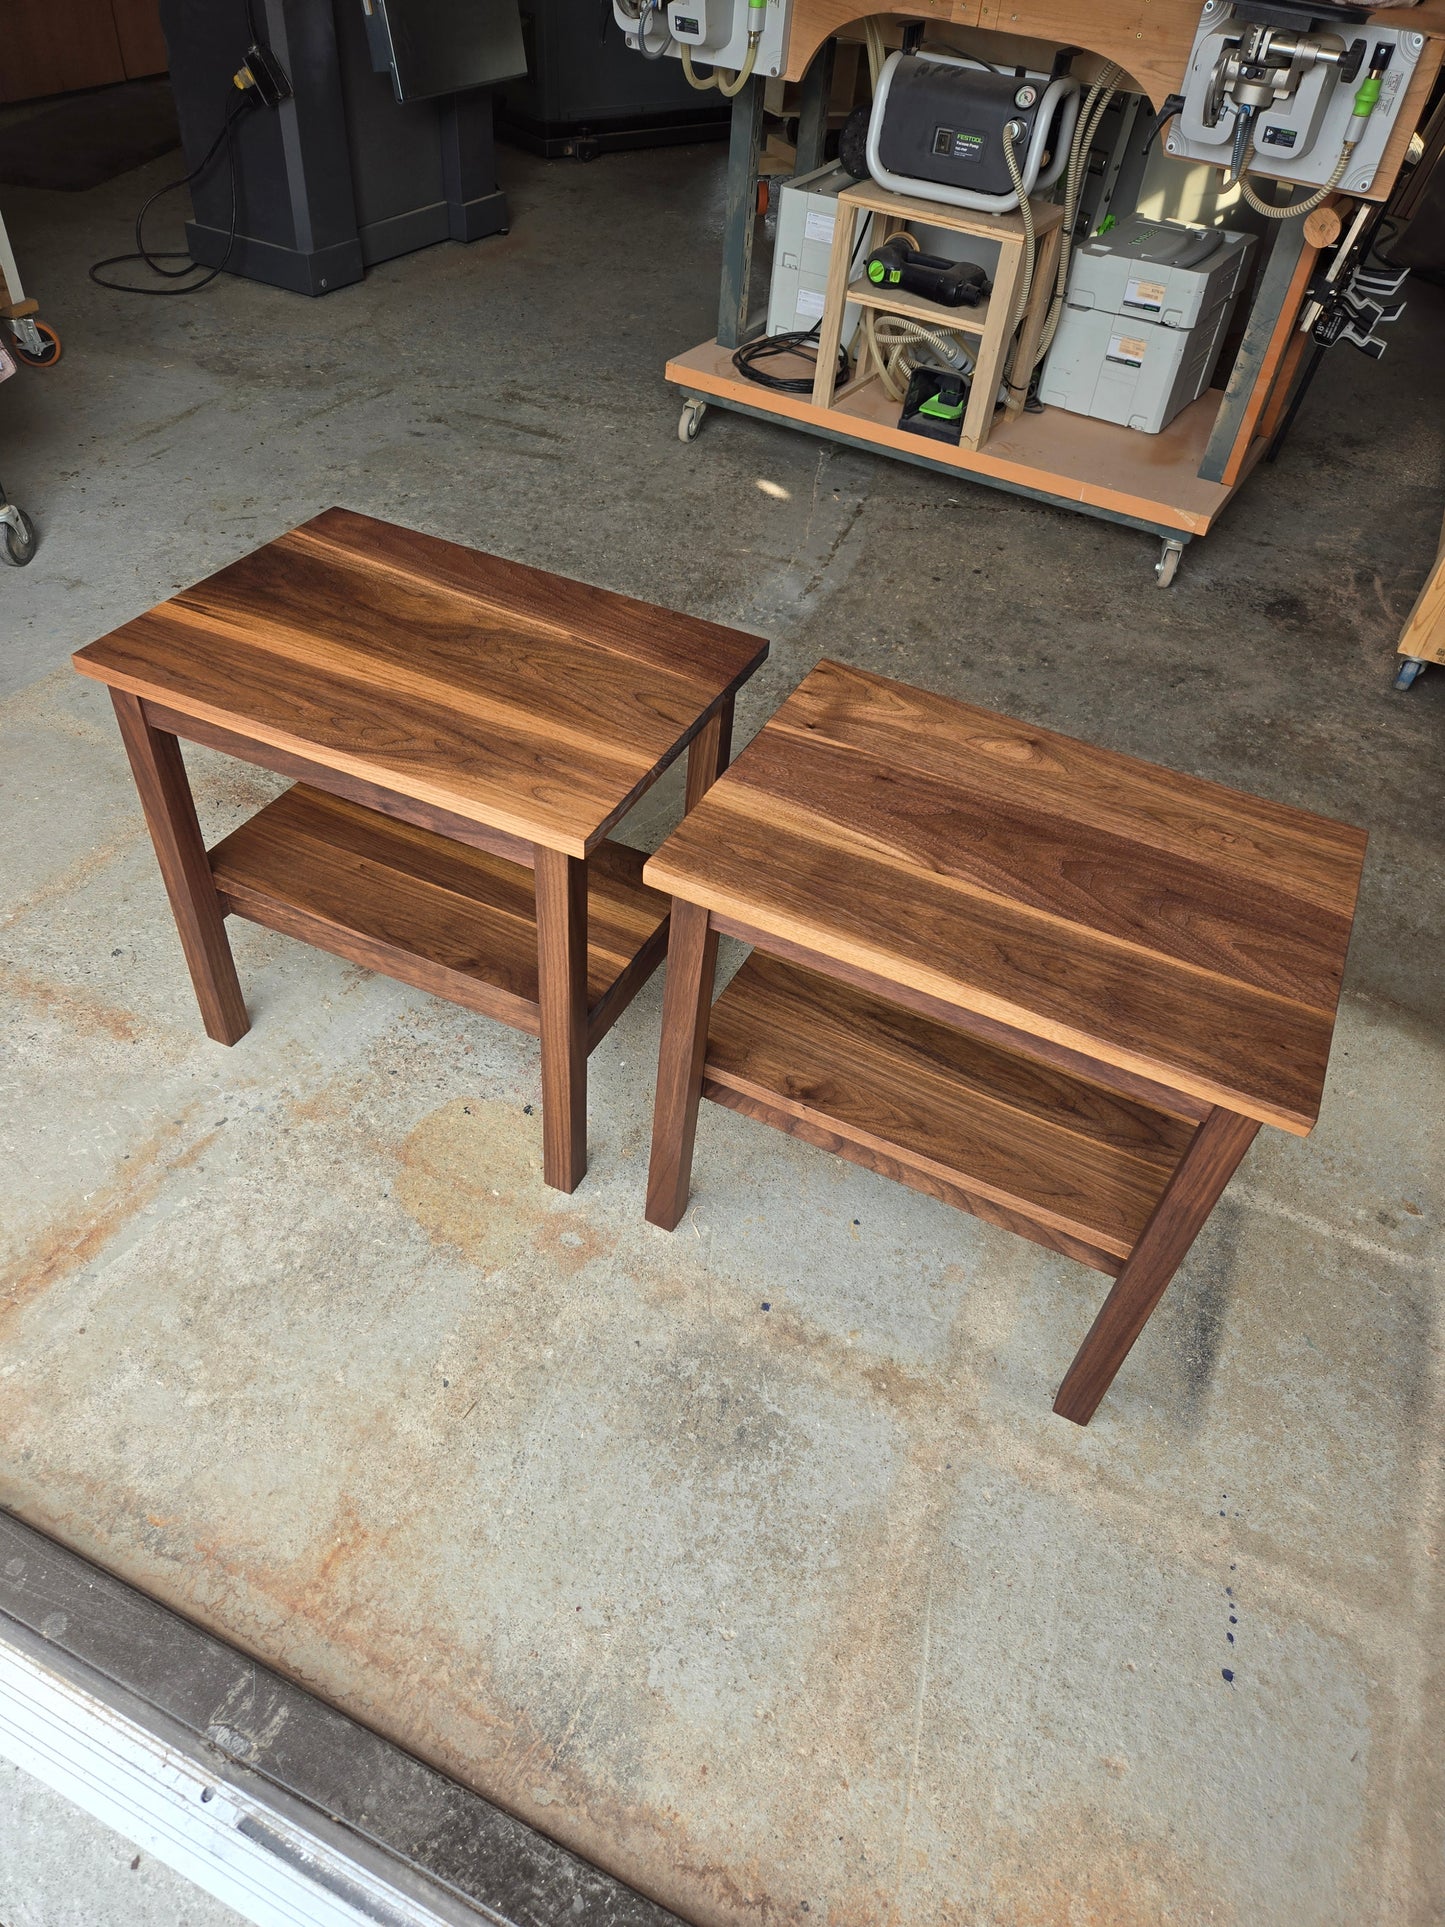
[496,110,729,160]
[185,187,509,295]
[162,0,517,297]
[0,1509,683,1927]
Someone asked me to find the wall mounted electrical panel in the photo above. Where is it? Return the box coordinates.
[614,0,791,82]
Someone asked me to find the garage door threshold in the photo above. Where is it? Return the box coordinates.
[0,1510,684,1927]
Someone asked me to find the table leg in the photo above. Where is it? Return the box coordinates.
[109,690,249,1047]
[1053,1106,1260,1426]
[717,79,765,352]
[535,846,589,1193]
[684,695,734,811]
[645,900,719,1231]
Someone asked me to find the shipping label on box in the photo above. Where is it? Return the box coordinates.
[1124,276,1167,313]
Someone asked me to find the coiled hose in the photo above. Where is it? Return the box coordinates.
[999,60,1124,401]
[1238,135,1350,218]
[861,308,976,402]
[681,38,758,96]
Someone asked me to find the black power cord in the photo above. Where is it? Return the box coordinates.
[732,326,850,394]
[732,217,867,395]
[89,93,256,295]
[89,3,290,296]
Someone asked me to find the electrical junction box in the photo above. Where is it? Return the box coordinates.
[1169,2,1424,195]
[766,164,862,348]
[1038,215,1255,434]
[616,0,791,82]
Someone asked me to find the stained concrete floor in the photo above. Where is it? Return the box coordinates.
[1,130,1443,1927]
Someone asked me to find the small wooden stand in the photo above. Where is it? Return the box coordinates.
[812,182,1065,452]
[643,660,1366,1425]
[73,509,768,1192]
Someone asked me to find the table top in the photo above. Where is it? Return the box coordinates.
[73,509,769,858]
[644,660,1368,1134]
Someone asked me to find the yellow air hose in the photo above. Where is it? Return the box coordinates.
[1238,135,1350,217]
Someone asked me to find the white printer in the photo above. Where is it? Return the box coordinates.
[1038,215,1256,434]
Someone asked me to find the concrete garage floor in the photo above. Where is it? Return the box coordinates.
[1,132,1443,1927]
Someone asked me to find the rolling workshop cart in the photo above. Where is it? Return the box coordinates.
[1,200,53,568]
[668,2,1445,586]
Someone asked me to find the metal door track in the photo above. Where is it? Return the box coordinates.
[0,1511,683,1927]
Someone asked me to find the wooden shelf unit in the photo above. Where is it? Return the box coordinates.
[814,182,1065,452]
[209,785,671,1052]
[703,951,1198,1276]
[845,274,995,335]
[643,658,1365,1422]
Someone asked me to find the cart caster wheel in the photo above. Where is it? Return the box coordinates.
[678,399,708,443]
[1394,655,1427,691]
[1155,538,1184,588]
[11,320,61,368]
[3,508,37,566]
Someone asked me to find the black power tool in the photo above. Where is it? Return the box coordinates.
[864,235,991,308]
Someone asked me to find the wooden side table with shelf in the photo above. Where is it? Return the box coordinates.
[72,508,769,1193]
[811,181,1066,451]
[642,659,1366,1425]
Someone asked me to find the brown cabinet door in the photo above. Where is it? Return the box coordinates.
[0,0,123,102]
[111,0,169,78]
[0,0,169,103]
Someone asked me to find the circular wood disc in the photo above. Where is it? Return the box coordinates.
[1304,205,1344,248]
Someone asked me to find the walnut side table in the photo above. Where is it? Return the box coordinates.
[642,661,1366,1424]
[73,508,768,1192]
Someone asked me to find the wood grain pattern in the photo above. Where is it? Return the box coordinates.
[645,660,1365,1134]
[75,509,769,859]
[646,901,721,1231]
[685,695,735,811]
[708,911,1211,1124]
[208,785,668,1033]
[111,692,249,1047]
[1053,1106,1260,1424]
[705,953,1193,1265]
[144,701,536,869]
[536,848,590,1193]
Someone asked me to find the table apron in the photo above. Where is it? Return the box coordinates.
[139,699,536,870]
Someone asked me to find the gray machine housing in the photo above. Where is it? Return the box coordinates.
[866,51,1080,214]
[1167,2,1424,195]
[766,164,863,346]
[1038,215,1255,434]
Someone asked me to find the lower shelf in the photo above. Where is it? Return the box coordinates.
[209,785,670,1047]
[703,953,1197,1274]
